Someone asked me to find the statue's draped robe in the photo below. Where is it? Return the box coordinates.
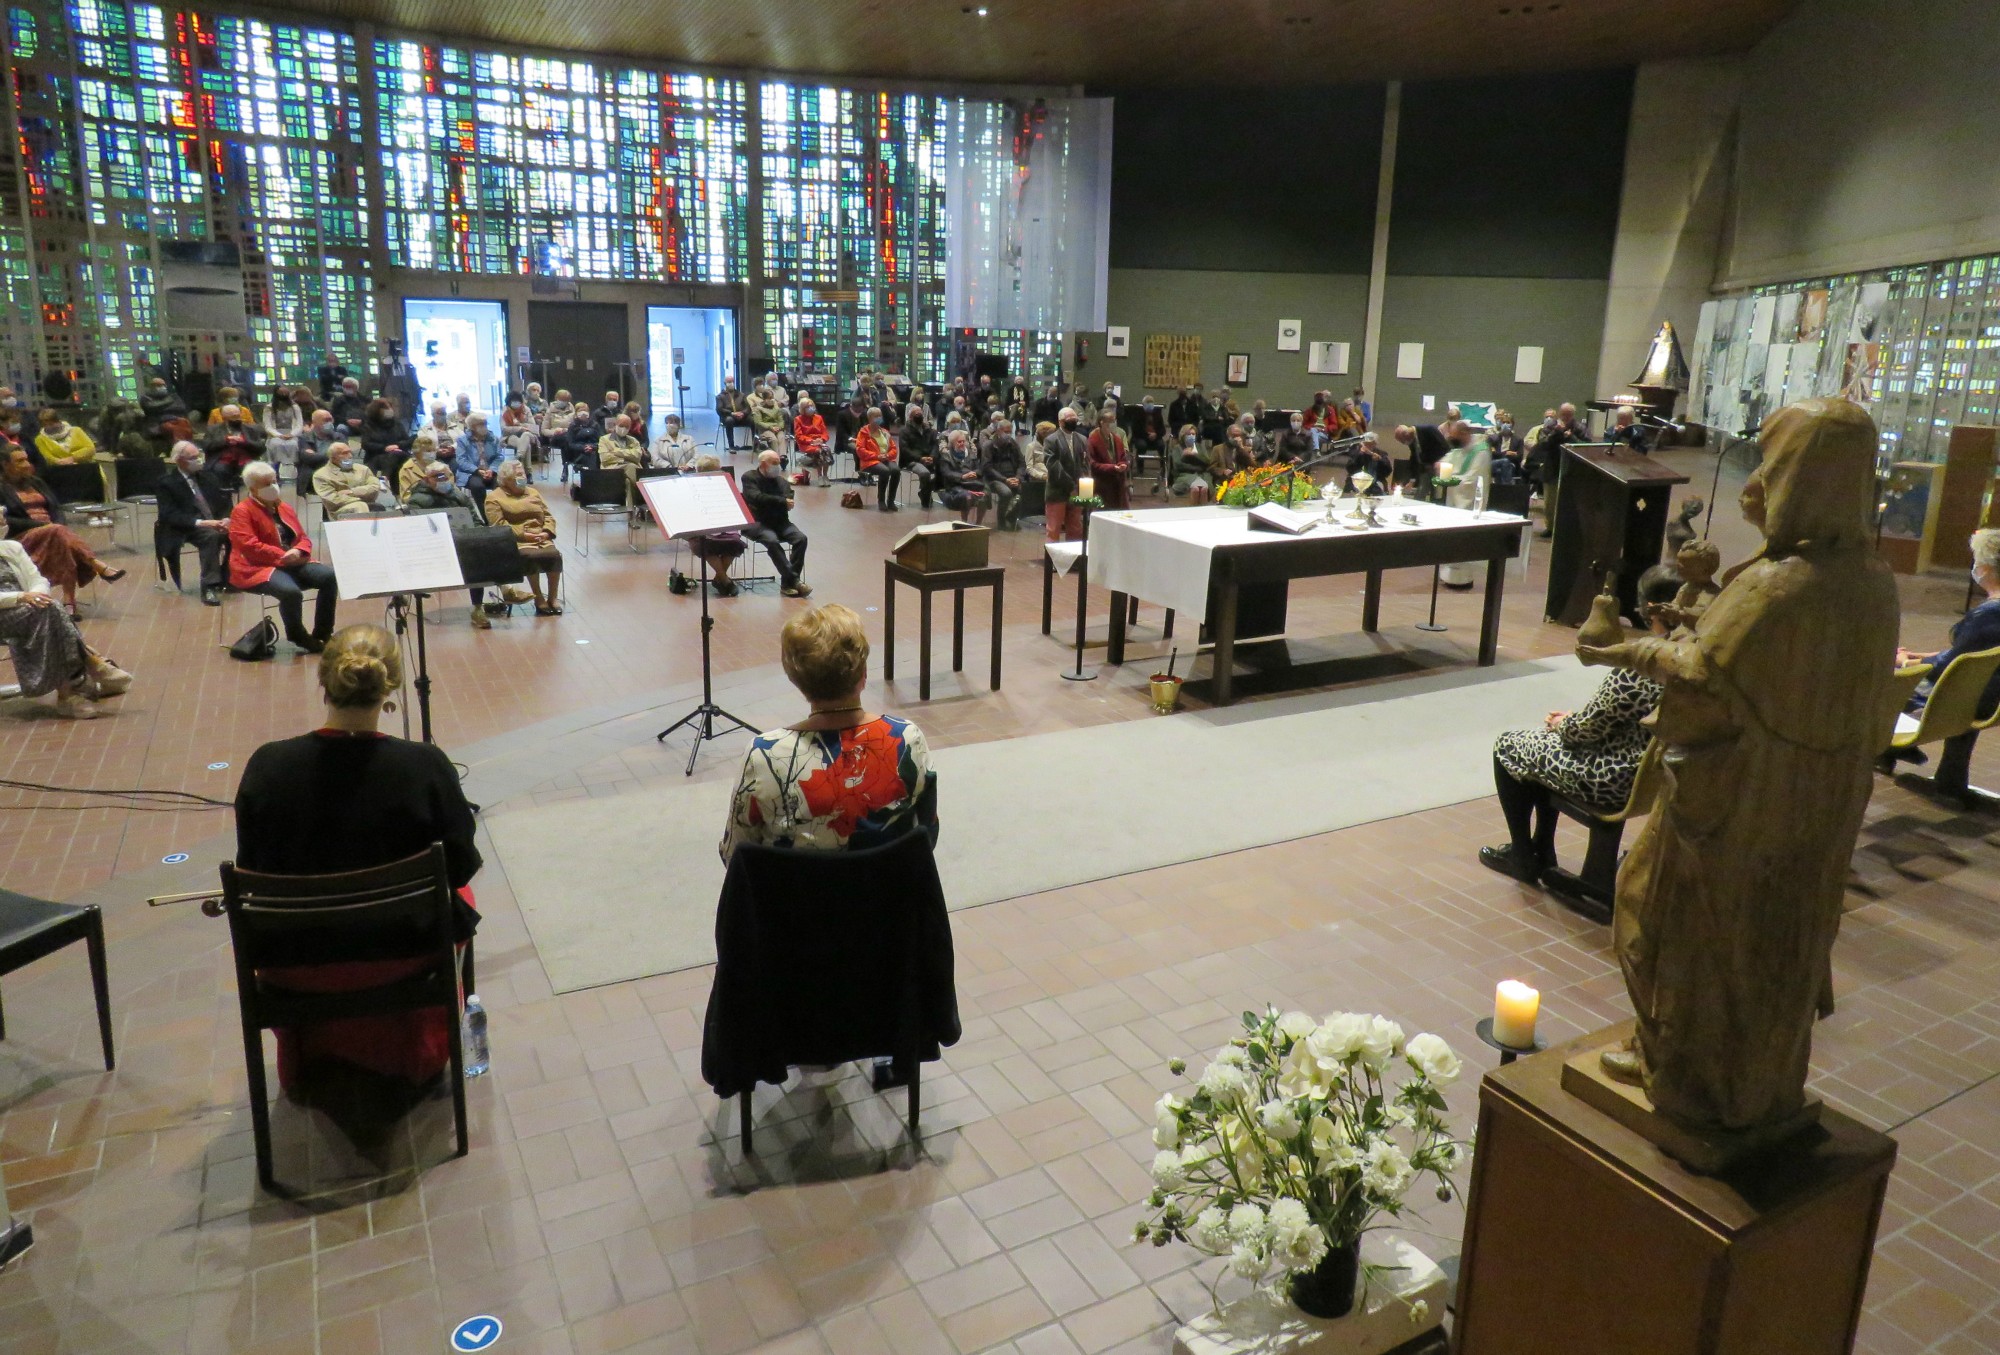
[1608,400,1899,1132]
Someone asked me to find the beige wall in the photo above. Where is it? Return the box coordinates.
[1720,0,2000,287]
[1593,56,1742,399]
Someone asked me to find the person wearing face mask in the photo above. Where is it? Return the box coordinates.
[0,511,133,719]
[1198,389,1232,448]
[328,376,367,434]
[650,414,699,472]
[791,399,831,481]
[1033,382,1066,430]
[312,441,388,519]
[749,383,788,455]
[899,406,940,508]
[455,414,505,513]
[1087,408,1131,509]
[500,390,542,468]
[448,392,479,433]
[1,445,126,616]
[201,403,265,489]
[357,398,408,484]
[229,461,337,652]
[1273,412,1314,464]
[1167,386,1202,441]
[404,459,505,627]
[1170,425,1216,502]
[1042,410,1090,541]
[714,378,752,451]
[1345,432,1394,490]
[397,432,444,501]
[298,409,340,488]
[542,387,576,450]
[1300,391,1336,448]
[978,413,1026,530]
[484,459,565,615]
[263,388,303,473]
[140,376,189,434]
[36,408,99,466]
[1488,409,1525,483]
[855,408,902,510]
[596,414,646,491]
[560,399,602,479]
[935,430,989,524]
[1129,397,1167,466]
[156,440,231,604]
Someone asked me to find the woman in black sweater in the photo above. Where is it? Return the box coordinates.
[234,623,481,1090]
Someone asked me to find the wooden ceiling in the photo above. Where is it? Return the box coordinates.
[289,0,1798,87]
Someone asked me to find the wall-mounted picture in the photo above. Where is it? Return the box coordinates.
[1226,352,1250,386]
[1277,319,1301,352]
[1307,340,1350,375]
[1105,325,1130,358]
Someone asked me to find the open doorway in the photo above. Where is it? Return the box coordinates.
[646,306,736,443]
[402,298,510,420]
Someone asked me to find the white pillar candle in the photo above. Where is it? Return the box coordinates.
[1078,475,1095,500]
[1493,980,1540,1048]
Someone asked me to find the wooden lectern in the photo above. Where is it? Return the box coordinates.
[1454,1024,1896,1355]
[1545,444,1690,625]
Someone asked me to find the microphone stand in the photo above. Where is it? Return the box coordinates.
[1277,436,1369,508]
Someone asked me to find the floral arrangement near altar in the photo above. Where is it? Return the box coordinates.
[1133,1007,1469,1318]
[1215,464,1322,508]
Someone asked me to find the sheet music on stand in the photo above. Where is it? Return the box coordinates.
[637,472,753,539]
[323,513,467,600]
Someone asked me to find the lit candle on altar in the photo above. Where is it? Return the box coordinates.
[1492,980,1540,1048]
[1078,475,1095,500]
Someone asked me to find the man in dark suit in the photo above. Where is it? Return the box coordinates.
[157,440,231,604]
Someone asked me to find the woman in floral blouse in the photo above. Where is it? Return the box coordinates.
[721,604,936,861]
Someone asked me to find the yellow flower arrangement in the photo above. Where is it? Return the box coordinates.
[1216,463,1321,508]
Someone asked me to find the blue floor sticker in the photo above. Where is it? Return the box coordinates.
[450,1314,502,1351]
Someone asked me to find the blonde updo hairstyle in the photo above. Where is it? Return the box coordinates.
[318,624,402,709]
[780,604,870,703]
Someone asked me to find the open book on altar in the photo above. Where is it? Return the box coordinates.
[1246,502,1322,535]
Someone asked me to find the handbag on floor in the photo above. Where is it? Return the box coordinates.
[840,489,866,509]
[228,615,278,662]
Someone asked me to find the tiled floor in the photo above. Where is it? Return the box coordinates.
[2,452,1997,1353]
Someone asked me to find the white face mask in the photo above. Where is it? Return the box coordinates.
[254,483,281,503]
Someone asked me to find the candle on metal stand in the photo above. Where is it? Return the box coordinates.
[1492,980,1540,1049]
[1078,475,1095,500]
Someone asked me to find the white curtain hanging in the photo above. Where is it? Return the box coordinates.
[942,96,1112,334]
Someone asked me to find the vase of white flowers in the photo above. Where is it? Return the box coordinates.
[1134,1007,1468,1320]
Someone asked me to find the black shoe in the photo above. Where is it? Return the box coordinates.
[290,634,325,655]
[1442,579,1475,591]
[200,587,221,606]
[712,578,740,597]
[1478,844,1543,885]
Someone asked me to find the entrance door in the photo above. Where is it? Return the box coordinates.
[402,298,509,417]
[527,301,632,419]
[646,305,736,442]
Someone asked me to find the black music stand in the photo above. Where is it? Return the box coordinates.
[640,473,762,774]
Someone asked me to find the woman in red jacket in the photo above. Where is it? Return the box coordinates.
[228,461,338,652]
[793,399,831,483]
[855,408,903,511]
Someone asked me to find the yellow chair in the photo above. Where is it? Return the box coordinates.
[1881,645,2000,802]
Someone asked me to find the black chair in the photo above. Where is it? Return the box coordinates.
[116,455,167,552]
[0,888,114,1070]
[572,467,634,557]
[701,826,959,1153]
[1487,480,1533,517]
[40,460,108,508]
[219,843,472,1194]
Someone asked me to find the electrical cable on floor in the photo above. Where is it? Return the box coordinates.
[0,777,232,809]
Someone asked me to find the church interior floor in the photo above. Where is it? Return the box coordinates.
[2,450,1997,1353]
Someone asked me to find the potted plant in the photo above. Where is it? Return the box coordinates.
[1133,1007,1469,1320]
[1215,464,1321,509]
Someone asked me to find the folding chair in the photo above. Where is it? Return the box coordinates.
[572,468,636,557]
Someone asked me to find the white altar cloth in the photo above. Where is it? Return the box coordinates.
[1088,502,1526,624]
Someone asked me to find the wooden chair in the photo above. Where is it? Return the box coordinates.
[219,843,472,1194]
[1540,742,1663,924]
[0,888,114,1070]
[701,824,958,1153]
[1881,646,2000,803]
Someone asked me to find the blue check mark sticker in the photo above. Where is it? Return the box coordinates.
[450,1314,502,1351]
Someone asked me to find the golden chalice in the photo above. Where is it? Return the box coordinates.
[1346,470,1374,522]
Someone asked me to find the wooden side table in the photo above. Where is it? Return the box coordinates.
[883,560,1005,700]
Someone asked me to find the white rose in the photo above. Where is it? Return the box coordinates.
[1404,1033,1461,1085]
[1315,1012,1368,1062]
[1362,1140,1412,1197]
[1152,1150,1187,1189]
[1227,1202,1267,1244]
[1229,1243,1268,1281]
[1276,1010,1318,1043]
[1155,1092,1186,1117]
[1190,1206,1231,1253]
[1258,1099,1302,1140]
[1356,1016,1405,1071]
[1153,1110,1181,1150]
[1276,1040,1332,1100]
[1199,1060,1250,1103]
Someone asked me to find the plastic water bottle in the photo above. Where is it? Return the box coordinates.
[462,995,490,1078]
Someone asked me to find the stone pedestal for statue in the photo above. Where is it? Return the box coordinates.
[1172,1236,1446,1355]
[1454,1024,1896,1355]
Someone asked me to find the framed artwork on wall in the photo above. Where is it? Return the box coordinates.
[1145,334,1202,389]
[1277,319,1302,351]
[1227,353,1250,386]
[1308,340,1350,375]
[1105,325,1130,358]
